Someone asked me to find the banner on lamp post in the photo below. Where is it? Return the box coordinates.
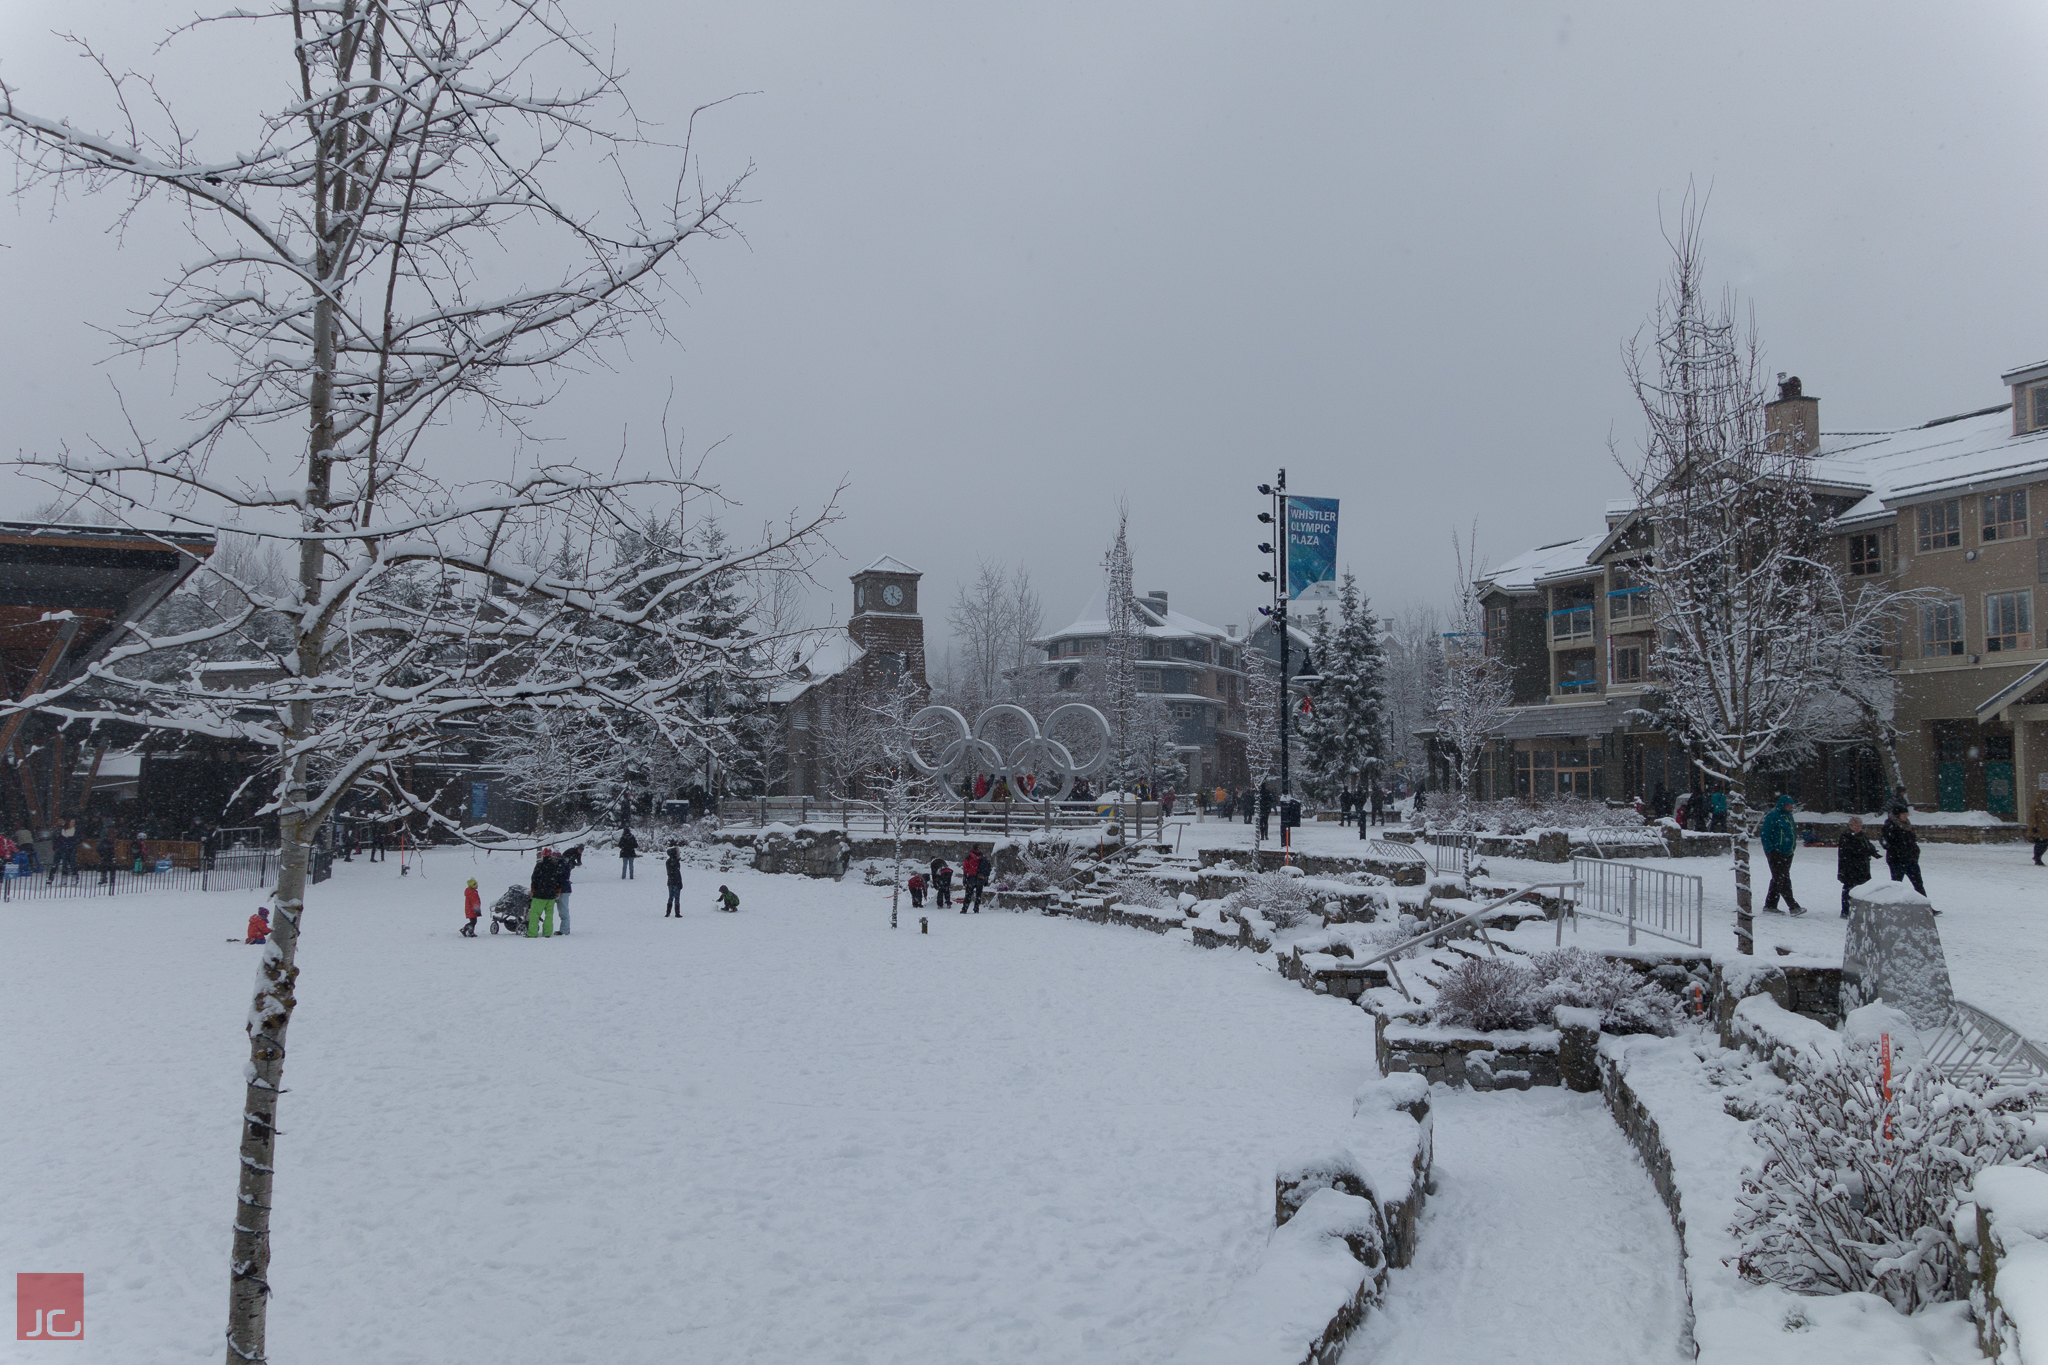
[1286,496,1339,602]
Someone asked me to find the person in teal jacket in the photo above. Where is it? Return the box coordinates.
[1758,794,1805,915]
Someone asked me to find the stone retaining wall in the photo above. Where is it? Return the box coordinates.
[1596,1045,1698,1356]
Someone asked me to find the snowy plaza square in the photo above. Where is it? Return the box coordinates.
[4,849,1389,1363]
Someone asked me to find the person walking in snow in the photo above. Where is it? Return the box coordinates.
[527,847,565,938]
[664,846,683,917]
[95,827,116,888]
[1882,805,1928,900]
[619,826,640,879]
[1759,794,1805,915]
[462,878,482,936]
[1708,788,1729,833]
[1836,816,1877,919]
[1371,785,1385,827]
[2030,797,2048,866]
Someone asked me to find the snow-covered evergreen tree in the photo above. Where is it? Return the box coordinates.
[1297,573,1387,800]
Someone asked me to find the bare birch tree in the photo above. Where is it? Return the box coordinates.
[1619,203,1830,956]
[0,5,834,1359]
[1433,526,1513,798]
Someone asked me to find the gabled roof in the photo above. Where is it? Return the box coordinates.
[856,555,922,577]
[1804,407,2045,506]
[1478,532,1605,594]
[1039,588,1229,645]
[767,633,867,704]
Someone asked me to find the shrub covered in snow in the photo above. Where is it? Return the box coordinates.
[1421,795,1646,836]
[1012,836,1081,893]
[1107,870,1175,910]
[1428,948,1681,1034]
[1733,1043,2046,1312]
[1225,869,1319,930]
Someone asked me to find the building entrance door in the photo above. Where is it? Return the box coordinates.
[1937,763,1968,812]
[1987,762,2017,816]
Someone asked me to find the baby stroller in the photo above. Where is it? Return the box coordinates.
[487,884,530,935]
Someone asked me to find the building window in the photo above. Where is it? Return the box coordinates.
[1849,532,1884,576]
[1984,490,2030,542]
[1608,565,1651,623]
[1612,645,1644,684]
[1986,590,2032,652]
[2034,385,2048,432]
[1170,703,1197,720]
[1138,669,1161,690]
[1922,599,1965,657]
[1556,649,1597,693]
[1917,499,1962,552]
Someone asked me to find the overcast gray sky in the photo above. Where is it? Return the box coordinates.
[5,1,2048,648]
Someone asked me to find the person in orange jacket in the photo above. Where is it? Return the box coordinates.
[245,906,270,944]
[462,878,481,937]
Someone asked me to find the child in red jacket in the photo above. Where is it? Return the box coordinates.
[908,872,926,907]
[462,878,481,937]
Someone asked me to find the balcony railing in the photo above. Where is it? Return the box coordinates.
[1549,606,1593,640]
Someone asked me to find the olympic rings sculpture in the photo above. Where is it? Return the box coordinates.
[904,702,1112,802]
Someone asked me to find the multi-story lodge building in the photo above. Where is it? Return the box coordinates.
[1460,363,2048,824]
[1035,589,1249,789]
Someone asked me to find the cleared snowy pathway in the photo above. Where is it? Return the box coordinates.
[1342,1087,1690,1365]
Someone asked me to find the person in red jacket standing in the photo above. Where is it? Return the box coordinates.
[245,907,270,944]
[461,878,482,937]
[960,848,985,914]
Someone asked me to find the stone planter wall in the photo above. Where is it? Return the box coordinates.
[1373,1012,1565,1090]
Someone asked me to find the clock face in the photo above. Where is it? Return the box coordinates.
[881,583,904,607]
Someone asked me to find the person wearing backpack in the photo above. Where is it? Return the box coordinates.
[1759,794,1805,916]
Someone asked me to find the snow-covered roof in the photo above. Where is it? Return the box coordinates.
[1479,533,1605,594]
[1039,588,1229,644]
[1803,406,2047,506]
[857,555,922,577]
[767,633,868,704]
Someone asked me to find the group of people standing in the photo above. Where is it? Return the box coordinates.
[1337,788,1387,827]
[907,847,991,912]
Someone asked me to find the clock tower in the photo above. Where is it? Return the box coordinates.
[847,556,926,692]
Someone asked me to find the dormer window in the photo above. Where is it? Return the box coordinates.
[2034,385,2048,432]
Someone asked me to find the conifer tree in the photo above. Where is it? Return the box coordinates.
[1297,574,1388,800]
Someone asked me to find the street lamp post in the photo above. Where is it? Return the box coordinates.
[1256,469,1292,853]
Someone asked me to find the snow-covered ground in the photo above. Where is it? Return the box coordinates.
[1,849,1378,1364]
[1340,1088,1689,1365]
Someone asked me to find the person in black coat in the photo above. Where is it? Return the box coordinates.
[1370,785,1385,827]
[664,846,684,917]
[527,848,566,937]
[1836,816,1878,918]
[1256,783,1274,841]
[1881,807,1928,900]
[931,858,953,908]
[619,826,640,879]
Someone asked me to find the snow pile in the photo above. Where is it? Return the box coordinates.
[1420,794,1648,836]
[1176,1076,1432,1365]
[1965,1165,2048,1363]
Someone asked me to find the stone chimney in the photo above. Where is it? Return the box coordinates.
[1766,374,1820,457]
[1145,589,1169,612]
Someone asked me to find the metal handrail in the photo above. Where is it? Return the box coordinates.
[1349,881,1583,1002]
[1923,999,2048,1105]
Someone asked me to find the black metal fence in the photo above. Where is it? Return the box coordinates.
[0,849,277,902]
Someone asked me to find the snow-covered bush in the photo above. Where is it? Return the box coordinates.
[1430,949,1681,1034]
[1012,836,1081,893]
[1733,1044,2046,1312]
[1226,869,1318,930]
[1526,949,1683,1036]
[1431,957,1533,1031]
[1422,795,1645,836]
[1107,870,1174,910]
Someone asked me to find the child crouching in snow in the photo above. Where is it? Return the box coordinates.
[908,872,925,907]
[245,906,270,944]
[462,878,481,936]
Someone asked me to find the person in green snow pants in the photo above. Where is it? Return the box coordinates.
[526,847,565,938]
